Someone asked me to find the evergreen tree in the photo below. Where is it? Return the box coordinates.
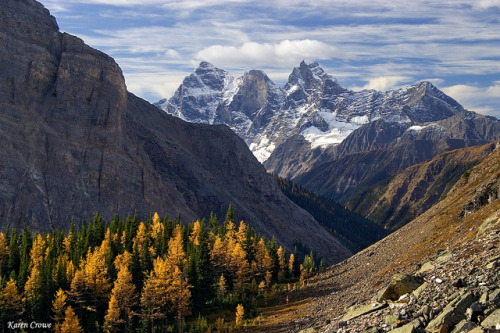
[208,212,219,236]
[192,221,213,306]
[223,204,235,234]
[17,227,32,288]
[7,229,20,276]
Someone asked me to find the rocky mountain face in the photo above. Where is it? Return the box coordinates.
[0,0,351,263]
[156,61,471,169]
[345,142,497,230]
[246,140,500,333]
[293,111,500,203]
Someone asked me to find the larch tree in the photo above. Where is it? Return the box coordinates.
[0,232,9,273]
[210,235,225,271]
[82,244,111,303]
[169,265,192,332]
[132,222,147,255]
[167,225,186,269]
[24,264,41,310]
[104,294,122,333]
[288,253,295,277]
[110,257,137,327]
[189,220,201,246]
[235,304,244,326]
[0,278,23,321]
[217,274,226,300]
[140,257,173,326]
[277,246,286,281]
[60,306,83,333]
[52,288,67,333]
[230,243,249,293]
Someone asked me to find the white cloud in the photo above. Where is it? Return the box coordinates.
[472,0,500,9]
[195,40,339,68]
[124,72,186,102]
[351,76,412,92]
[442,83,500,118]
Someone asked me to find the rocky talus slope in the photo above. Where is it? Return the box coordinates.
[246,141,500,332]
[0,0,350,263]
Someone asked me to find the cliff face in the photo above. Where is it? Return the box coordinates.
[0,0,351,263]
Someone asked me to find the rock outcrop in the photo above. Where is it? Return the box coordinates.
[0,0,351,263]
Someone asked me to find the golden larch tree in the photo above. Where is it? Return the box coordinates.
[189,220,201,246]
[133,222,147,254]
[52,288,67,333]
[110,259,137,325]
[167,225,186,268]
[0,278,23,319]
[24,265,41,304]
[236,221,246,245]
[217,274,226,300]
[140,256,173,324]
[231,243,249,292]
[104,294,122,332]
[211,235,225,269]
[235,304,244,326]
[60,306,83,333]
[277,246,286,280]
[82,242,111,302]
[169,265,192,332]
[0,232,9,269]
[288,253,295,275]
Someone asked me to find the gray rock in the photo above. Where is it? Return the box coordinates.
[378,274,423,301]
[426,291,475,331]
[389,323,415,333]
[480,309,500,329]
[451,320,477,333]
[342,302,388,321]
[488,288,500,306]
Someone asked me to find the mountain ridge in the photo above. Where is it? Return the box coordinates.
[156,61,467,165]
[0,0,351,263]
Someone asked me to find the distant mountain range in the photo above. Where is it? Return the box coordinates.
[156,62,500,228]
[156,61,470,168]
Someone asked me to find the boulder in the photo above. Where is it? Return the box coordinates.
[480,308,500,329]
[378,274,423,301]
[342,302,388,321]
[426,291,474,332]
[389,322,414,333]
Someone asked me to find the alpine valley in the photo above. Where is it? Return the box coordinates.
[2,1,500,332]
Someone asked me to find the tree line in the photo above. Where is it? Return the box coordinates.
[0,206,320,332]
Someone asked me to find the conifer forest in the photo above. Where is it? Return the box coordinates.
[0,206,319,332]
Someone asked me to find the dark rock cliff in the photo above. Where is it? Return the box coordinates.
[0,0,351,263]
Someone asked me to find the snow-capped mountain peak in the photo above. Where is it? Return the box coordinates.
[155,61,465,163]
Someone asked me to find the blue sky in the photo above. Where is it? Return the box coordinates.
[40,0,500,118]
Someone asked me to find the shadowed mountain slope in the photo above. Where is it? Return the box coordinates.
[0,0,350,263]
